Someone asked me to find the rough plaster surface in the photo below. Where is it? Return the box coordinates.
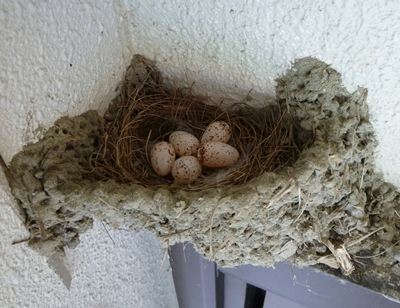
[0,0,177,307]
[121,0,400,189]
[8,57,400,300]
[0,0,132,162]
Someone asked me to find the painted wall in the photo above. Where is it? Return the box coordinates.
[2,0,400,307]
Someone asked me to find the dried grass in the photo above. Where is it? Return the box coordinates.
[90,55,303,191]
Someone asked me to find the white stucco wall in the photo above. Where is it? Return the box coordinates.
[2,0,400,307]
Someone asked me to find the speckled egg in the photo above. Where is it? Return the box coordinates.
[150,141,176,176]
[201,121,231,144]
[198,141,239,168]
[171,156,202,184]
[169,131,200,157]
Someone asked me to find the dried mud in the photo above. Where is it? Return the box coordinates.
[6,58,400,299]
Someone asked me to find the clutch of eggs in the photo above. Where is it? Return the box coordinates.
[150,121,239,184]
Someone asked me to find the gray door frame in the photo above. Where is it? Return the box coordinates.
[169,243,400,308]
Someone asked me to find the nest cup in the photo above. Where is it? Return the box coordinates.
[91,56,307,190]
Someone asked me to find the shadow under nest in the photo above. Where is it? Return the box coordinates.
[90,56,310,190]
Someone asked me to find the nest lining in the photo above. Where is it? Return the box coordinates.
[90,56,307,190]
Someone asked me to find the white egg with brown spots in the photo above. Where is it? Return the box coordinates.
[201,121,231,144]
[171,156,202,184]
[169,131,200,157]
[198,141,239,168]
[150,141,176,176]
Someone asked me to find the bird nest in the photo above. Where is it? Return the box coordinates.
[90,56,308,190]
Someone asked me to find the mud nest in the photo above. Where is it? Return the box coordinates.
[6,56,400,300]
[90,56,308,190]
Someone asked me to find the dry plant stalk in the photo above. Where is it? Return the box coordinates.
[320,238,355,276]
[319,226,385,276]
[90,55,303,191]
[266,178,296,207]
[208,235,232,263]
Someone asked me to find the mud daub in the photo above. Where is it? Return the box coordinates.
[5,56,400,301]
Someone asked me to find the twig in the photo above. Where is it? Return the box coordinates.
[158,227,192,237]
[101,221,115,244]
[297,187,301,210]
[204,196,231,231]
[350,130,356,162]
[208,235,232,263]
[292,191,309,224]
[35,216,47,240]
[355,240,400,259]
[12,238,30,245]
[145,130,152,165]
[99,197,119,211]
[0,154,13,183]
[346,226,384,248]
[206,196,231,260]
[359,159,366,190]
[266,178,295,207]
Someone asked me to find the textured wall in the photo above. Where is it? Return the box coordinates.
[0,0,177,307]
[0,0,132,162]
[122,0,400,188]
